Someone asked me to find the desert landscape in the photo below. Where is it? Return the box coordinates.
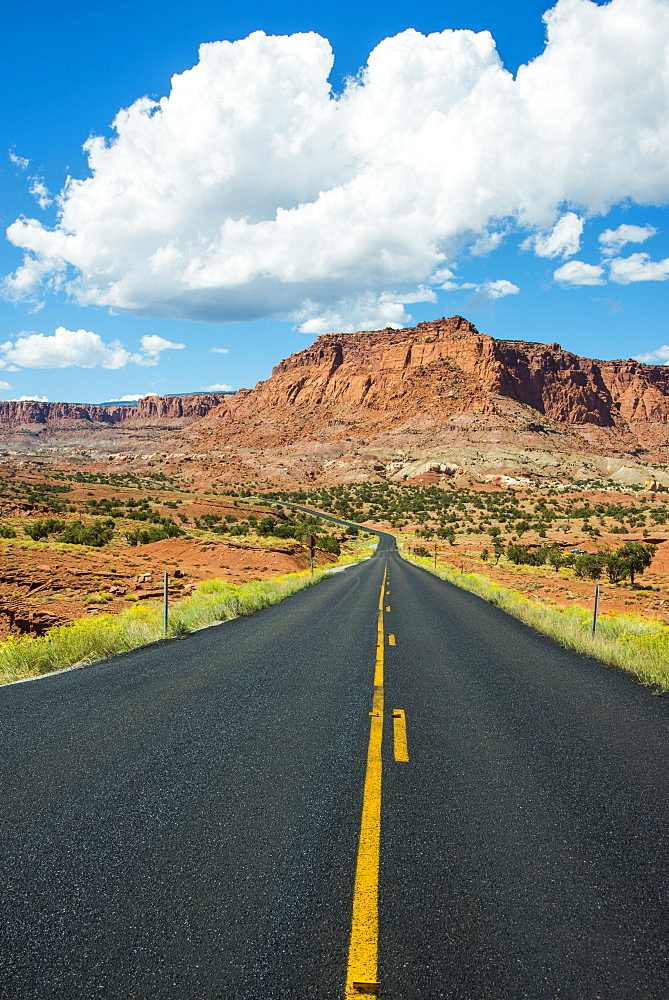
[3,317,669,648]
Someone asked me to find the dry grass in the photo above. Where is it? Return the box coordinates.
[0,570,327,686]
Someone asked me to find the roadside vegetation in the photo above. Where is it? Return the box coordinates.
[0,569,331,686]
[3,462,669,690]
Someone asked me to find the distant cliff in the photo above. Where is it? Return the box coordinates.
[5,319,669,481]
[226,315,669,431]
[0,393,232,427]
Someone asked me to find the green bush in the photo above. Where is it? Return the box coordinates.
[126,520,183,545]
[24,518,68,541]
[58,519,115,547]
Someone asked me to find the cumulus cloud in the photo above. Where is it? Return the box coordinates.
[599,223,658,254]
[470,230,506,256]
[138,334,185,364]
[633,345,669,364]
[0,327,184,370]
[5,0,669,331]
[0,381,12,391]
[10,395,48,402]
[554,260,606,285]
[103,392,159,402]
[28,180,52,209]
[438,269,518,301]
[481,279,519,299]
[608,252,669,283]
[9,151,29,170]
[202,383,233,391]
[530,212,583,258]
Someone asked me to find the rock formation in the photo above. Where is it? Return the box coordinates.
[0,392,230,427]
[5,317,669,484]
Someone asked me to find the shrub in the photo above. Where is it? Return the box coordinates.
[24,518,68,541]
[126,520,184,546]
[319,535,341,556]
[58,519,115,547]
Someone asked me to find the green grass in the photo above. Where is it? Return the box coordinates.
[401,547,669,693]
[0,569,330,686]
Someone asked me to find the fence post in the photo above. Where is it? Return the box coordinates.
[163,572,169,636]
[591,583,600,636]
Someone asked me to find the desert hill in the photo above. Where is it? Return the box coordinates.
[4,316,669,485]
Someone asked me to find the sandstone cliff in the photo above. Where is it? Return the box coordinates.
[0,393,232,427]
[215,315,669,437]
[182,316,669,483]
[5,318,669,485]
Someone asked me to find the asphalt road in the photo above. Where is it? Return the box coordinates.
[2,528,669,999]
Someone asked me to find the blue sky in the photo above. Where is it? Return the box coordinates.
[1,0,668,403]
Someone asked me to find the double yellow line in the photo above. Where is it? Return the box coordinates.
[344,564,407,998]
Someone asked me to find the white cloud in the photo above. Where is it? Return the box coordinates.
[102,392,159,402]
[531,212,583,258]
[294,292,421,334]
[438,265,477,292]
[201,383,233,391]
[10,395,48,402]
[0,381,12,390]
[439,270,518,300]
[608,252,669,283]
[481,279,519,299]
[28,179,52,209]
[470,230,505,256]
[633,345,669,364]
[0,327,184,370]
[209,347,229,354]
[599,223,658,254]
[554,260,606,285]
[5,0,669,330]
[137,333,185,365]
[9,151,29,170]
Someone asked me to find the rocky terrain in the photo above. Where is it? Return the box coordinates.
[5,316,669,485]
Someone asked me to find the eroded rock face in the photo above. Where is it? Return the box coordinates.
[225,315,669,434]
[0,393,231,427]
[4,317,669,481]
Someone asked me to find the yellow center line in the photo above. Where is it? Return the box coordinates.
[392,710,409,762]
[345,562,387,998]
[388,634,396,646]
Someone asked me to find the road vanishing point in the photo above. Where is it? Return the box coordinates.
[2,521,669,999]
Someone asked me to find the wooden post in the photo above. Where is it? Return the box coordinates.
[163,572,169,636]
[592,583,600,636]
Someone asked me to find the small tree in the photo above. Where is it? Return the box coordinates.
[546,548,564,573]
[605,554,628,584]
[615,541,657,585]
[574,553,604,581]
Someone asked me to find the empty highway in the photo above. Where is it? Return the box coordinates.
[2,529,669,998]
